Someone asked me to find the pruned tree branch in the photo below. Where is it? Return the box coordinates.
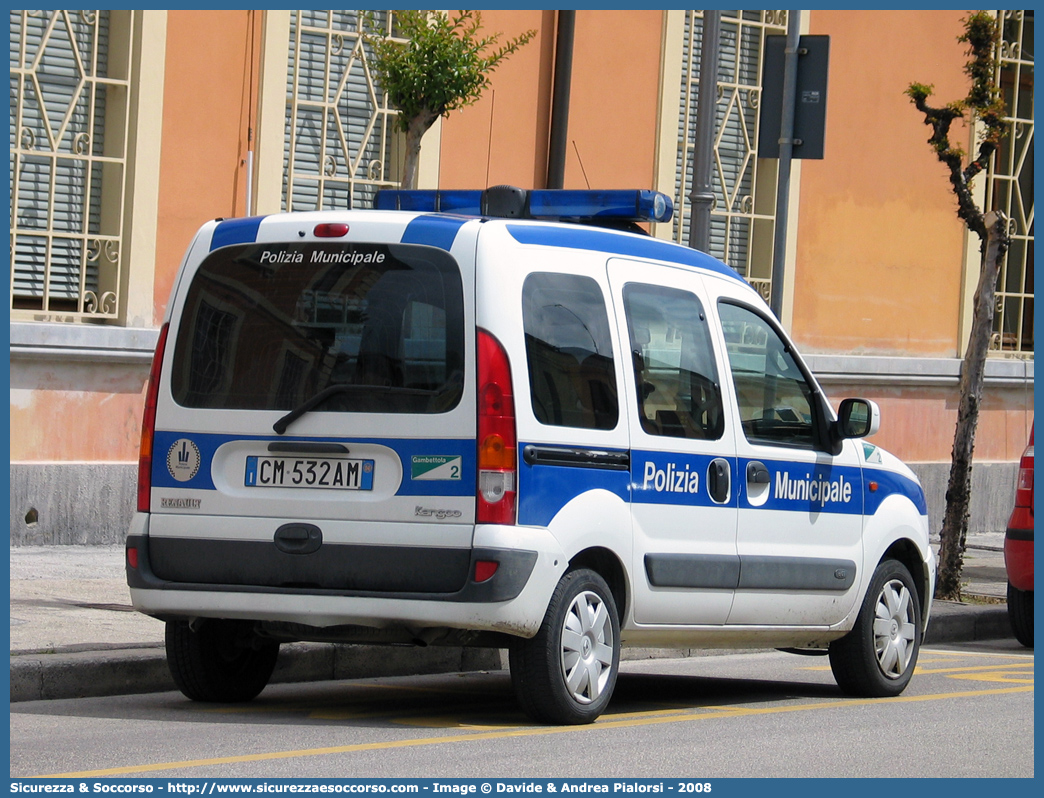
[905,11,1011,601]
[906,11,1007,245]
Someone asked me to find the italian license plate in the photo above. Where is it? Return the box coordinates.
[245,456,375,490]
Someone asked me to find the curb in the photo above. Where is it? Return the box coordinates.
[10,604,1014,703]
[10,644,501,703]
[922,601,1012,645]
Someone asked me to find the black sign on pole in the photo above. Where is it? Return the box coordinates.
[759,35,830,160]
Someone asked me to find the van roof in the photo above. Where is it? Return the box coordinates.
[207,208,751,289]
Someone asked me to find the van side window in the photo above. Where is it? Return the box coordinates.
[717,301,815,448]
[522,273,618,430]
[623,283,724,440]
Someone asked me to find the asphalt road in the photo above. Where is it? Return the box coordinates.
[10,640,1033,780]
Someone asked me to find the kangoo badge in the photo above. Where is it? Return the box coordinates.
[167,439,201,482]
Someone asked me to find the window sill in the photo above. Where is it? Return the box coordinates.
[9,321,159,365]
[803,354,1034,388]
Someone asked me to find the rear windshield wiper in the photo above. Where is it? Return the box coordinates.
[273,383,438,434]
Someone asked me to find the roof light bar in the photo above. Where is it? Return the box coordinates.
[373,187,673,224]
[373,189,482,213]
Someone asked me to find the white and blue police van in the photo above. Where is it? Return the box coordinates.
[127,186,935,724]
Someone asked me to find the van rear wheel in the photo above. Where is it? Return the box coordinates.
[509,568,620,724]
[165,619,279,702]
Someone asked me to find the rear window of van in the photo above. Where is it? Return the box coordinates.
[170,242,464,414]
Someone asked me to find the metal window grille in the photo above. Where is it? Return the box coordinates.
[284,10,401,212]
[987,9,1034,356]
[674,10,786,301]
[9,9,131,319]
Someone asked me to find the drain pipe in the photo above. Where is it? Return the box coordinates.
[546,10,575,189]
[688,10,720,252]
[769,10,802,320]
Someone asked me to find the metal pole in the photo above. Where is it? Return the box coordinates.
[546,10,575,189]
[688,10,720,252]
[769,11,801,320]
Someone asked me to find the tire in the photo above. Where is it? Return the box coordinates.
[509,568,620,724]
[1007,582,1034,648]
[165,619,279,703]
[829,559,922,697]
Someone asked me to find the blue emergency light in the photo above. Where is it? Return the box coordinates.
[373,186,674,225]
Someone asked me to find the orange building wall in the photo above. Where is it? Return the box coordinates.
[13,10,1028,471]
[152,9,260,325]
[560,10,663,189]
[10,364,148,462]
[437,10,663,191]
[437,10,554,189]
[11,11,262,465]
[792,10,972,357]
[823,384,1032,464]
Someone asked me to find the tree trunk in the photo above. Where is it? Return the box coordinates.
[399,109,439,190]
[935,211,1009,600]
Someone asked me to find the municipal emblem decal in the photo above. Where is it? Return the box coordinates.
[167,439,201,482]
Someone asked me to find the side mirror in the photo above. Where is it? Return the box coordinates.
[836,398,880,439]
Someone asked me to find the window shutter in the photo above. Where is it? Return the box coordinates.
[986,9,1034,355]
[675,11,784,281]
[10,10,110,310]
[284,10,397,212]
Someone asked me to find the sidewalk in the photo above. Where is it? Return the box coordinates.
[9,534,1016,703]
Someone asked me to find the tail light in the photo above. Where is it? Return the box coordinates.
[1015,449,1033,510]
[476,329,517,525]
[1014,431,1034,514]
[474,560,500,583]
[137,323,169,513]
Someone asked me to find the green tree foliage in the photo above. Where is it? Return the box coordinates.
[368,10,535,188]
[906,11,1010,601]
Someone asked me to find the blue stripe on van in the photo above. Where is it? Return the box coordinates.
[210,216,266,250]
[400,214,468,251]
[733,458,864,515]
[517,457,630,528]
[864,467,928,516]
[519,451,924,528]
[505,224,748,285]
[149,431,475,497]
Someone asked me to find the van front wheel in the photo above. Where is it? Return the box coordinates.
[509,568,620,724]
[829,559,921,697]
[165,619,279,703]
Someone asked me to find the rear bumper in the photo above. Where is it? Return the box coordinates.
[127,532,536,602]
[125,515,564,638]
[1004,526,1034,592]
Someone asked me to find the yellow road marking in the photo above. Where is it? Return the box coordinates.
[36,685,1032,779]
[919,648,1035,659]
[392,716,523,730]
[804,660,1033,674]
[947,671,1034,684]
[917,663,1033,675]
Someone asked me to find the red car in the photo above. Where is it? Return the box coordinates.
[1004,425,1034,647]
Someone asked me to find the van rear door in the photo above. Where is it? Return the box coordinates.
[146,226,479,594]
